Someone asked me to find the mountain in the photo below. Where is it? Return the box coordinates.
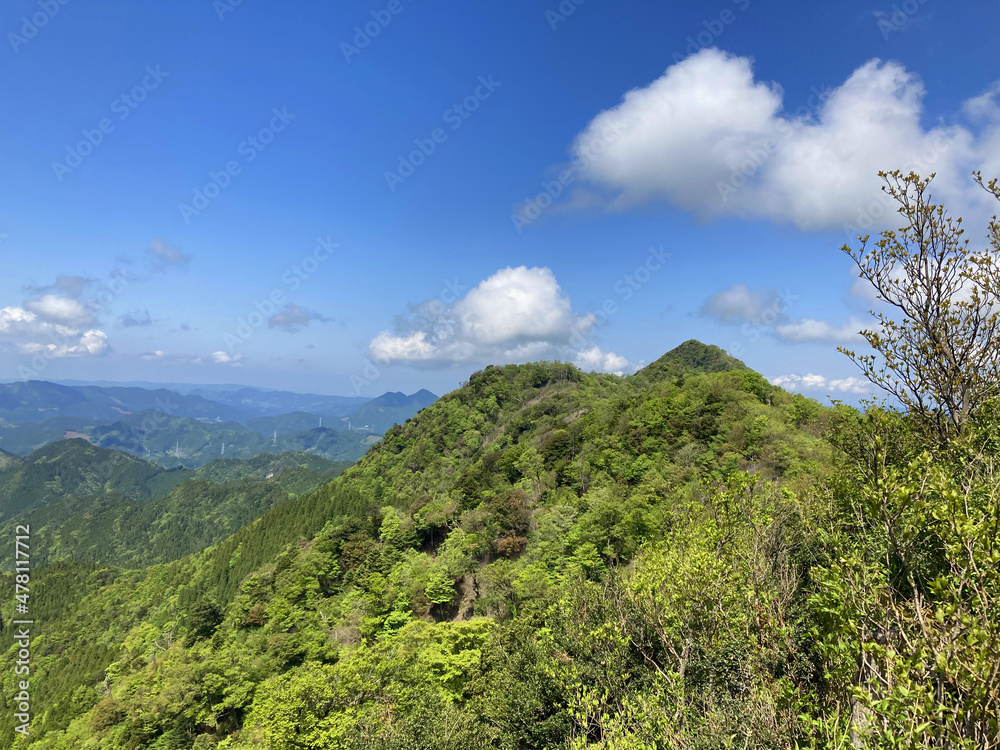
[0,342,842,748]
[51,380,371,413]
[0,439,192,522]
[0,381,253,425]
[0,415,108,454]
[0,383,435,470]
[246,390,440,437]
[637,339,748,382]
[84,411,376,468]
[192,452,350,485]
[0,448,19,471]
[246,410,331,436]
[344,388,439,433]
[2,453,349,569]
[184,386,370,417]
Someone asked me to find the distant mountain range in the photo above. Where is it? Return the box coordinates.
[0,381,437,466]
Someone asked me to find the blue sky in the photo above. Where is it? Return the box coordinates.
[1,0,998,399]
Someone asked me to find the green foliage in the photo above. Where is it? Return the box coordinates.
[0,345,850,749]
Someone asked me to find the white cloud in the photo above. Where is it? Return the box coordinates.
[19,329,109,358]
[142,350,166,360]
[775,316,865,343]
[210,351,244,366]
[561,49,995,230]
[849,274,882,304]
[370,330,440,362]
[370,266,631,373]
[0,306,108,359]
[24,294,95,327]
[574,345,629,375]
[770,373,870,395]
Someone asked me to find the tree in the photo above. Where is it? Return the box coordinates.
[841,171,1000,443]
[186,597,223,644]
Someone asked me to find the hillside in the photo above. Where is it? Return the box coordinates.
[86,412,375,468]
[0,448,18,471]
[344,388,439,433]
[0,342,841,749]
[0,446,349,569]
[0,439,191,522]
[4,454,348,569]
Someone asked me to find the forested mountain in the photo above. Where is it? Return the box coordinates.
[1,456,348,570]
[0,449,19,471]
[0,382,435,467]
[0,439,191,522]
[245,411,330,436]
[343,388,439,433]
[0,341,839,748]
[84,412,375,468]
[245,390,438,437]
[2,330,996,748]
[192,452,350,487]
[0,445,349,569]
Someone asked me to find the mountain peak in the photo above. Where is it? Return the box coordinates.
[637,340,748,380]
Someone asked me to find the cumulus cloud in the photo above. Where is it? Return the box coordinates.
[369,266,631,373]
[574,345,630,375]
[699,284,788,324]
[558,49,996,230]
[210,351,244,366]
[268,304,332,333]
[770,373,870,395]
[0,306,72,339]
[0,305,108,359]
[147,239,190,269]
[775,317,865,343]
[23,294,95,327]
[142,350,166,360]
[18,329,109,358]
